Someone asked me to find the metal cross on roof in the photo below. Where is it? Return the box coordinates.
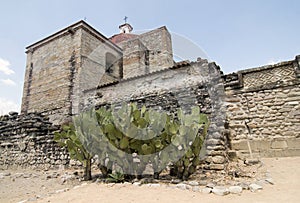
[124,16,128,23]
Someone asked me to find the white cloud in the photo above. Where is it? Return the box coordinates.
[0,98,19,115]
[0,58,15,75]
[0,78,17,86]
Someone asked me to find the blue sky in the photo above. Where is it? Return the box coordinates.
[0,0,299,114]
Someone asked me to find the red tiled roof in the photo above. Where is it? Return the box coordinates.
[109,33,138,44]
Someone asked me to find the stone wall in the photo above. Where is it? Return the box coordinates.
[138,26,173,72]
[21,21,174,125]
[21,21,122,124]
[74,28,122,115]
[121,38,149,78]
[225,55,300,158]
[21,22,82,125]
[0,112,68,169]
[116,26,174,79]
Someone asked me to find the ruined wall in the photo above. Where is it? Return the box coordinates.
[84,59,227,170]
[0,112,68,169]
[225,55,300,158]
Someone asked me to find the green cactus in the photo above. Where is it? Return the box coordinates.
[54,124,93,180]
[169,106,209,180]
[63,103,209,181]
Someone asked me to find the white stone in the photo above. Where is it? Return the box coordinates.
[206,183,215,188]
[133,182,141,186]
[188,181,199,186]
[249,183,263,192]
[148,183,160,187]
[228,186,243,194]
[192,186,200,192]
[176,183,187,190]
[212,186,229,196]
[201,187,212,194]
[0,172,11,176]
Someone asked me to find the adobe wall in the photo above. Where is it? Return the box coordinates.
[225,55,300,158]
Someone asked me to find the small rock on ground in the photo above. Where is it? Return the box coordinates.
[133,182,142,186]
[212,186,229,196]
[238,182,250,190]
[188,181,199,186]
[228,186,243,194]
[206,183,215,188]
[249,183,263,192]
[147,183,160,187]
[0,172,11,176]
[201,187,212,194]
[171,179,182,184]
[192,186,200,192]
[176,183,187,190]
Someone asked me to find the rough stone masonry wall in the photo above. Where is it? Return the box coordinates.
[116,26,174,79]
[21,26,82,125]
[138,26,173,72]
[225,55,300,158]
[73,27,122,115]
[21,21,122,125]
[121,38,149,79]
[0,112,68,169]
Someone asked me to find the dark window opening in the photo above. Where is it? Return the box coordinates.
[105,52,116,74]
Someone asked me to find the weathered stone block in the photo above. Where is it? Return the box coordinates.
[250,140,271,151]
[204,164,225,170]
[286,138,300,149]
[271,140,288,149]
[231,140,248,150]
[212,156,226,164]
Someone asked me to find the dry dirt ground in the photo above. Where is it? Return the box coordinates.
[1,157,300,203]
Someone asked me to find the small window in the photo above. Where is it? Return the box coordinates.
[105,52,116,74]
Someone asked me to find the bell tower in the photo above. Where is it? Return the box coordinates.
[119,16,133,33]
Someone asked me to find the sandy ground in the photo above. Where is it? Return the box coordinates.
[1,157,300,203]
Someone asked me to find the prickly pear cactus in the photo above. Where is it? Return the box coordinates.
[53,124,93,180]
[72,103,209,180]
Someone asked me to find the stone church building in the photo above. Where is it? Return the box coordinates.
[21,21,175,124]
[0,20,299,169]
